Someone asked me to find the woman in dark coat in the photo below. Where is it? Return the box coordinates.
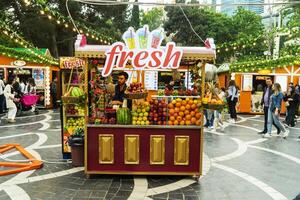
[284,86,299,127]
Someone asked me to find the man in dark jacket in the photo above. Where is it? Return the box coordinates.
[258,78,280,134]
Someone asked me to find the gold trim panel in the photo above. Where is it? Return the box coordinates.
[124,135,139,164]
[98,134,114,164]
[150,135,165,165]
[174,136,190,165]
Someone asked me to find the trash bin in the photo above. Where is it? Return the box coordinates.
[68,135,84,167]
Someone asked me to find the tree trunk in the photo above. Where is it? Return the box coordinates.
[51,34,59,58]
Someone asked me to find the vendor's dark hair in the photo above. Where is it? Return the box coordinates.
[118,71,129,80]
[7,77,14,85]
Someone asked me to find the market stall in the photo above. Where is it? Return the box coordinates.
[64,26,216,177]
[230,59,300,114]
[0,48,59,108]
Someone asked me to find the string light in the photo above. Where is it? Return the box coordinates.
[31,0,115,44]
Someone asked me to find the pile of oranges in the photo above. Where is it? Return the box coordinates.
[168,98,202,126]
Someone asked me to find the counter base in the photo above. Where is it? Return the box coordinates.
[86,126,203,176]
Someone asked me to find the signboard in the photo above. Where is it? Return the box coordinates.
[102,25,183,77]
[0,68,4,79]
[60,57,85,69]
[144,71,158,90]
[275,75,288,92]
[32,69,44,87]
[242,74,253,91]
[12,60,26,67]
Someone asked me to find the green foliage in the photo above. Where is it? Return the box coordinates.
[140,8,165,30]
[164,6,266,63]
[131,0,140,29]
[0,45,58,65]
[230,55,300,72]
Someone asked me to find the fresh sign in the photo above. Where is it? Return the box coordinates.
[101,26,183,77]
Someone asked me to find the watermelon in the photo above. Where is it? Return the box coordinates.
[117,107,131,125]
[71,87,84,97]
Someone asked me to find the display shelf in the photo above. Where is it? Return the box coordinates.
[151,95,201,98]
[66,114,85,117]
[87,124,201,129]
[69,83,84,86]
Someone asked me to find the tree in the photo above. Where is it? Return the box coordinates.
[131,0,140,29]
[164,6,266,63]
[0,0,129,57]
[140,8,165,30]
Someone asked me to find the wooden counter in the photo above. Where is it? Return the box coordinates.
[85,125,203,177]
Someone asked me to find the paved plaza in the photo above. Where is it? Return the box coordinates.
[0,110,299,200]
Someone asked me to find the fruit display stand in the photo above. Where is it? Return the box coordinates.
[73,29,216,177]
[60,57,88,158]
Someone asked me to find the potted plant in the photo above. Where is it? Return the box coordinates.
[68,128,84,167]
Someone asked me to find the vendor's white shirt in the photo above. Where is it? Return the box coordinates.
[0,79,5,95]
[20,82,25,93]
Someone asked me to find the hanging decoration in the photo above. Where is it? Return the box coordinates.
[28,0,115,44]
[0,45,58,65]
[230,55,300,73]
[0,21,58,65]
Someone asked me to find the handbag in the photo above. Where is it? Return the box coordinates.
[285,101,290,107]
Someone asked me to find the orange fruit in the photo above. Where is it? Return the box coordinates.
[186,120,191,125]
[176,98,182,102]
[191,104,196,110]
[169,109,175,115]
[174,120,179,125]
[186,105,191,110]
[189,100,194,105]
[168,121,173,125]
[186,115,192,120]
[175,107,180,113]
[190,111,196,117]
[185,110,190,115]
[194,100,198,104]
[177,116,182,121]
[180,106,185,111]
[196,113,201,119]
[174,113,179,118]
[180,121,185,125]
[182,100,187,106]
[196,120,201,126]
[191,117,197,124]
[170,116,175,122]
[168,103,174,109]
[172,100,176,105]
[176,102,181,107]
[179,112,184,117]
[186,98,191,102]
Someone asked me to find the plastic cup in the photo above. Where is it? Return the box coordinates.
[151,28,164,49]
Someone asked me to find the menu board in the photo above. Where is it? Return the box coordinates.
[144,71,158,90]
[275,75,287,92]
[0,68,4,79]
[185,72,192,90]
[32,69,44,88]
[242,74,253,91]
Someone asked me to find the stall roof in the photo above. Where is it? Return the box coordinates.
[74,36,216,62]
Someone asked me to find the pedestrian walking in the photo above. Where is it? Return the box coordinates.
[0,77,5,114]
[227,80,238,123]
[213,86,225,131]
[263,83,289,138]
[284,86,299,127]
[4,77,17,123]
[50,77,58,109]
[258,78,280,134]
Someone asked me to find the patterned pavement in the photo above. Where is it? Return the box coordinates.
[0,110,300,200]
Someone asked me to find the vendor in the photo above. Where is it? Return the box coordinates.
[112,71,129,106]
